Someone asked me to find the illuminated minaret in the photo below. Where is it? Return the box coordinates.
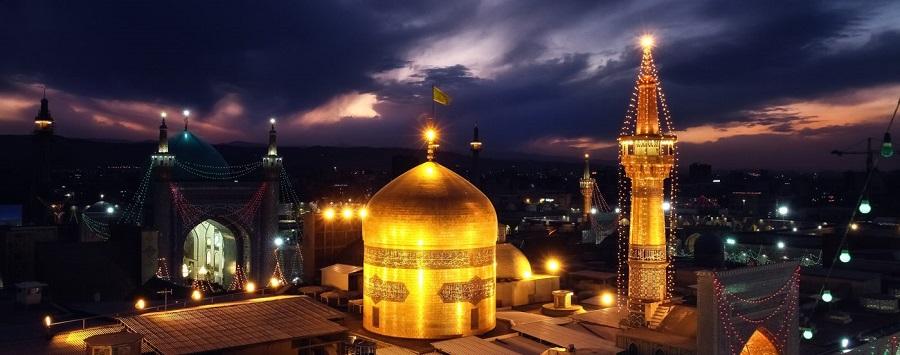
[580,153,593,224]
[157,113,169,154]
[267,117,278,157]
[620,35,676,326]
[469,122,483,186]
[33,90,54,135]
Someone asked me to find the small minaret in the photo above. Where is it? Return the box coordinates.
[158,112,169,154]
[267,118,278,156]
[580,153,593,224]
[33,89,54,135]
[425,120,439,162]
[469,122,483,186]
[263,118,282,179]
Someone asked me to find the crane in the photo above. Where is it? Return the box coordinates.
[831,137,874,174]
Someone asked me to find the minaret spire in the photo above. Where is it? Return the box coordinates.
[636,36,661,135]
[158,112,169,154]
[34,89,54,135]
[267,118,278,156]
[182,109,190,131]
[580,153,593,224]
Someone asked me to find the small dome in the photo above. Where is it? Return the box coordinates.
[496,243,532,280]
[364,162,497,248]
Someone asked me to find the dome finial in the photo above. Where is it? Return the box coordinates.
[424,123,439,161]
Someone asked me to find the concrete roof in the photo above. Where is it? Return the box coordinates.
[321,263,364,274]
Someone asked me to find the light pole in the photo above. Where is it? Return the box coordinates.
[156,289,173,311]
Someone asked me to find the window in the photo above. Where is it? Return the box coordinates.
[372,306,379,328]
[471,308,479,330]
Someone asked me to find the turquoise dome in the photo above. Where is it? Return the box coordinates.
[169,130,229,180]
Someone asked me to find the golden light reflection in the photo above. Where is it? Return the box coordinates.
[245,281,256,293]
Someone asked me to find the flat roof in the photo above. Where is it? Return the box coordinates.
[119,295,346,354]
[321,263,364,274]
[496,310,570,326]
[568,270,617,280]
[431,336,515,355]
[513,321,622,354]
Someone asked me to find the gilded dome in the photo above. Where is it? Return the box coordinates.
[496,243,532,280]
[364,161,498,249]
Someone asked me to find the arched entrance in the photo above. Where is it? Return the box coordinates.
[740,328,779,355]
[182,219,242,287]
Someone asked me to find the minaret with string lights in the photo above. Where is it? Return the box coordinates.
[620,35,677,327]
[580,153,594,225]
[261,117,282,282]
[469,122,483,186]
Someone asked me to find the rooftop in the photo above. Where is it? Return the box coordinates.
[119,295,345,354]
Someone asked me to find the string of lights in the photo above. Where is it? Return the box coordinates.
[278,168,302,205]
[118,159,154,225]
[81,212,111,239]
[713,267,800,355]
[174,160,261,180]
[811,96,900,309]
[228,263,248,291]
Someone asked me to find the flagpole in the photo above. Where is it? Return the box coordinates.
[431,84,436,122]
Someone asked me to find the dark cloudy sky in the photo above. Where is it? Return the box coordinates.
[1,1,899,170]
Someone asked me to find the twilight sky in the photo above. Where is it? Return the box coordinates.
[1,1,900,170]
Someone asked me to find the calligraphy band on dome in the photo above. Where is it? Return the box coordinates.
[364,246,494,269]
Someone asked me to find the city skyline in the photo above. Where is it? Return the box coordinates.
[1,1,900,170]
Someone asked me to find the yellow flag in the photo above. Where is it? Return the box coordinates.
[432,86,451,105]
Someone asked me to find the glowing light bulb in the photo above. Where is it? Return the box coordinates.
[777,241,785,249]
[245,281,256,293]
[840,337,849,348]
[323,208,335,221]
[269,117,276,125]
[821,290,833,303]
[269,277,281,288]
[839,249,851,263]
[44,315,52,327]
[858,200,871,214]
[274,237,284,247]
[160,111,167,118]
[802,328,814,340]
[135,298,146,310]
[725,237,736,245]
[191,290,202,301]
[106,206,115,214]
[358,208,368,219]
[198,266,208,276]
[545,258,561,273]
[639,35,655,49]
[342,207,353,220]
[590,207,597,214]
[181,264,189,278]
[600,291,615,307]
[425,128,437,142]
[182,109,190,117]
[662,201,671,211]
[850,223,859,231]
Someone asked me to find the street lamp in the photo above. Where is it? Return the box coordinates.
[839,249,851,263]
[821,290,833,303]
[545,258,561,273]
[858,200,872,214]
[777,206,788,217]
[245,281,256,293]
[134,298,146,310]
[274,237,284,247]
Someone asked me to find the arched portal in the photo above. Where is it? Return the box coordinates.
[183,219,240,287]
[740,328,779,355]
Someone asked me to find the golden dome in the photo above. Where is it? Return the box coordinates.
[362,161,497,339]
[496,243,532,280]
[364,161,497,249]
